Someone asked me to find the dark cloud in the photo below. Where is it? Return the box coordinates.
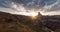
[0,0,57,9]
[49,5,60,11]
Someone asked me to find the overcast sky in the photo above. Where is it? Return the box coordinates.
[0,0,60,15]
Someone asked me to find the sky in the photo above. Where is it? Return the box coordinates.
[0,0,60,16]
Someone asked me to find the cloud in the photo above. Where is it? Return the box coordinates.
[0,0,60,15]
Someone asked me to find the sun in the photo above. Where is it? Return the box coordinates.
[29,12,38,19]
[30,12,38,16]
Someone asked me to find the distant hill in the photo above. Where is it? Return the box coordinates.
[41,15,60,32]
